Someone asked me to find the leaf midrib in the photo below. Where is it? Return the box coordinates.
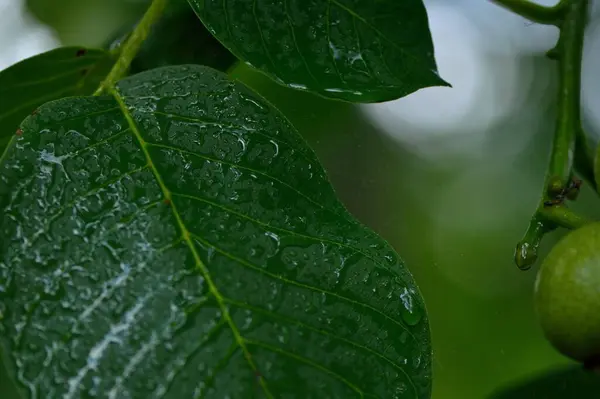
[109,86,274,398]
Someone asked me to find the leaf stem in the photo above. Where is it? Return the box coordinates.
[489,0,565,25]
[93,0,168,95]
[514,0,589,270]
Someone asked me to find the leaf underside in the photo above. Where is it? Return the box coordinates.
[188,0,448,103]
[0,47,115,154]
[0,65,430,398]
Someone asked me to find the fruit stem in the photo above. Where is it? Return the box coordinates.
[514,0,589,269]
[93,0,168,95]
[489,0,564,25]
[539,205,591,230]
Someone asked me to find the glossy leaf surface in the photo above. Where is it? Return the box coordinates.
[188,0,448,103]
[0,46,115,153]
[0,65,430,398]
[108,0,236,75]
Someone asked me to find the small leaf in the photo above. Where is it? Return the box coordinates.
[107,0,237,74]
[0,46,115,153]
[0,65,431,397]
[187,0,448,103]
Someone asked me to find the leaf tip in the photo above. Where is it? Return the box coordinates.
[431,70,452,88]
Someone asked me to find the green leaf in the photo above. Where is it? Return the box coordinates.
[187,0,448,103]
[0,46,115,154]
[0,65,430,398]
[108,0,237,75]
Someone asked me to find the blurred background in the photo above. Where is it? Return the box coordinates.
[2,0,600,397]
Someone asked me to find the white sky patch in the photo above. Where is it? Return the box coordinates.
[0,0,60,70]
[582,17,600,142]
[360,0,564,160]
[465,0,559,55]
[361,4,481,130]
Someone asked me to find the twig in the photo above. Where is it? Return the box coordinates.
[511,0,590,270]
[490,0,565,25]
[94,0,168,95]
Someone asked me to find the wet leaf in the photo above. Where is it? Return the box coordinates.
[187,0,448,103]
[0,65,430,398]
[108,0,237,75]
[0,47,115,154]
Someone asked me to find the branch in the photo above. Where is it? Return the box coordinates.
[94,0,168,95]
[515,0,589,270]
[490,0,565,25]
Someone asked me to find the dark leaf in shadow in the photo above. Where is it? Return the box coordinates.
[489,365,600,399]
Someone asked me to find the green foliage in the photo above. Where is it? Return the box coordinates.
[4,0,600,397]
[0,47,115,153]
[109,0,237,74]
[0,65,431,397]
[187,0,448,102]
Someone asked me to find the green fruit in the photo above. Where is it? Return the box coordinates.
[535,222,600,366]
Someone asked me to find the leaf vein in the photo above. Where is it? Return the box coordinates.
[224,297,419,393]
[283,0,320,87]
[111,86,275,399]
[171,191,404,299]
[188,232,414,338]
[149,110,301,152]
[197,342,240,398]
[244,338,364,397]
[329,0,429,74]
[326,0,347,87]
[8,165,151,263]
[145,141,329,215]
[155,319,229,399]
[253,0,282,76]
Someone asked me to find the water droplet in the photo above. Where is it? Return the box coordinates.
[277,326,289,344]
[288,83,308,90]
[393,382,407,398]
[413,354,421,368]
[399,287,422,326]
[328,41,341,59]
[399,330,409,344]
